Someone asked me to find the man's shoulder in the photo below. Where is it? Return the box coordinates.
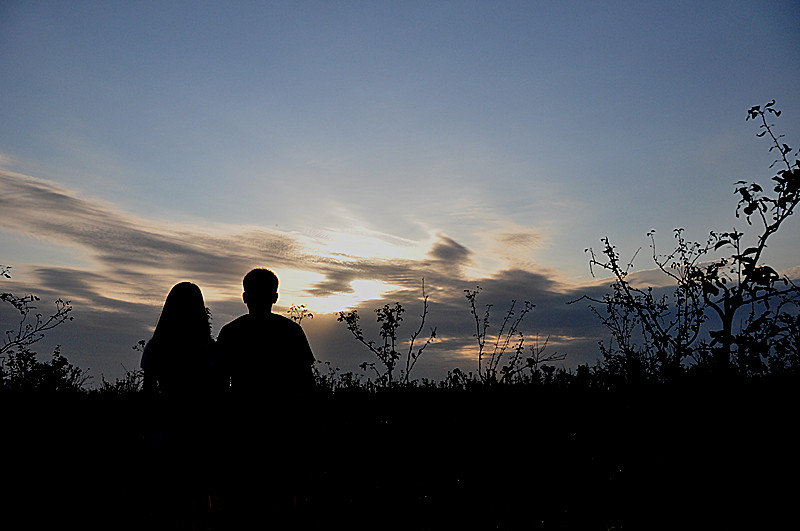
[220,313,303,332]
[218,315,251,335]
[270,313,301,327]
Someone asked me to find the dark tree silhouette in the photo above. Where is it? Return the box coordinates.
[576,101,800,380]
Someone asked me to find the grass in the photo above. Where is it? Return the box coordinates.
[2,374,796,530]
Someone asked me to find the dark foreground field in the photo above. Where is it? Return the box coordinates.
[3,378,796,530]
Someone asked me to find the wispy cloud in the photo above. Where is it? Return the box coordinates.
[1,170,332,299]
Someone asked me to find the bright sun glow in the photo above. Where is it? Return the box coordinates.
[299,279,404,314]
[259,228,430,314]
[272,268,405,315]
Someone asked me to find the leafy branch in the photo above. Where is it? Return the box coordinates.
[2,266,74,356]
[465,286,553,384]
[288,304,314,324]
[338,279,436,386]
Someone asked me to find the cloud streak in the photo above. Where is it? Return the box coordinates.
[1,170,305,293]
[1,170,482,301]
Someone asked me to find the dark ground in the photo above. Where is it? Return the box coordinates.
[2,378,797,530]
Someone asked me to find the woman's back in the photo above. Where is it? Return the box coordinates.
[141,282,215,397]
[141,334,214,397]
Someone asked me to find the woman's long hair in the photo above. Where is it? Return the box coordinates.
[144,282,214,394]
[152,282,212,345]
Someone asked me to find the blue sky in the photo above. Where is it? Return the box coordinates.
[1,1,799,383]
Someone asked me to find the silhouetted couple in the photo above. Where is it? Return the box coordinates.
[140,268,315,530]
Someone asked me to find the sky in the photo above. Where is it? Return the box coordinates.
[1,1,799,385]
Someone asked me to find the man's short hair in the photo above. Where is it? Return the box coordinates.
[243,268,279,295]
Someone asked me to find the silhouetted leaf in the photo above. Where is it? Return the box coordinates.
[762,265,778,277]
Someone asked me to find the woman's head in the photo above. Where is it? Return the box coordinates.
[153,282,211,342]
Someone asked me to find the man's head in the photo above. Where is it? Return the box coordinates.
[242,268,279,312]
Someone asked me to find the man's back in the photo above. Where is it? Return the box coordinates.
[216,312,315,399]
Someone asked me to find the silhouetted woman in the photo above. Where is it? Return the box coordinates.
[142,281,214,395]
[140,281,215,531]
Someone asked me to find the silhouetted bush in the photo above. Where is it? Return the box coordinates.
[575,101,799,384]
[0,346,89,393]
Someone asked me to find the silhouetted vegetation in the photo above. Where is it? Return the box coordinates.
[465,286,566,384]
[2,103,798,529]
[338,279,436,386]
[4,351,795,530]
[573,100,799,386]
[1,265,83,392]
[1,266,74,357]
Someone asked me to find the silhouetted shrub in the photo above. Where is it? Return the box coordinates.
[0,346,89,393]
[575,101,800,384]
[338,280,436,386]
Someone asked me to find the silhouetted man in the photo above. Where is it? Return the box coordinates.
[216,268,315,397]
[214,268,315,527]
